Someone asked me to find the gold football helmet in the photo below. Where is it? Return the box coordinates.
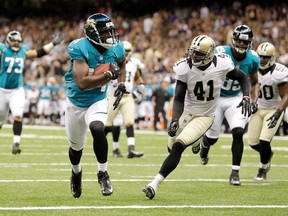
[256,42,276,70]
[187,35,216,67]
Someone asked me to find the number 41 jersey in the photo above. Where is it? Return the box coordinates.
[173,54,235,117]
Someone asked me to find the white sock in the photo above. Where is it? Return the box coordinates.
[98,162,108,172]
[232,165,240,171]
[127,137,135,146]
[13,135,21,144]
[72,164,81,174]
[149,174,164,191]
[113,142,119,150]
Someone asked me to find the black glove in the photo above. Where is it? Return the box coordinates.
[236,96,251,117]
[113,84,126,110]
[52,32,63,45]
[106,63,120,80]
[267,109,282,129]
[251,102,258,114]
[168,120,179,137]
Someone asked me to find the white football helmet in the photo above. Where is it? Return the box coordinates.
[6,31,23,52]
[123,40,133,57]
[256,42,276,70]
[187,35,216,67]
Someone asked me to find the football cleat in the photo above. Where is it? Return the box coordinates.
[12,143,21,154]
[142,185,156,200]
[254,168,267,181]
[70,170,82,198]
[127,145,144,158]
[113,148,123,157]
[229,170,241,186]
[97,171,113,196]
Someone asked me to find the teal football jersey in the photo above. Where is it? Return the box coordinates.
[215,45,260,97]
[65,38,125,108]
[0,43,29,89]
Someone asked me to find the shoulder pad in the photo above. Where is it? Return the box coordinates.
[173,58,190,76]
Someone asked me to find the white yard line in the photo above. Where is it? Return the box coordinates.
[0,205,288,211]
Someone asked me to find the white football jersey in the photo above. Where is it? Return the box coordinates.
[108,57,144,94]
[173,54,235,116]
[257,62,288,109]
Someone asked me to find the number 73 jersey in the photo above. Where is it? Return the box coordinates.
[0,43,29,89]
[173,54,235,117]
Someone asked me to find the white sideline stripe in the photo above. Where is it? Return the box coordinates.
[2,124,288,140]
[0,178,288,183]
[0,205,288,210]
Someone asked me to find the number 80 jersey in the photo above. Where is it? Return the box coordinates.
[173,54,235,117]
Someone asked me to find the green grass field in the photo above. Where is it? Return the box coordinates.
[0,124,287,216]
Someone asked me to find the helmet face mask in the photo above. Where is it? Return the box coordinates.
[84,13,119,49]
[6,31,23,52]
[188,35,216,67]
[256,42,276,70]
[232,25,253,54]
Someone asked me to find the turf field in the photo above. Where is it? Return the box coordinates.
[0,124,287,216]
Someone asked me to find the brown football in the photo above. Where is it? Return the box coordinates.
[92,63,110,76]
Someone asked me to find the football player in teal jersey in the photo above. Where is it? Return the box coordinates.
[193,25,259,186]
[64,13,126,198]
[0,30,62,154]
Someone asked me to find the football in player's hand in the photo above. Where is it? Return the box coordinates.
[92,63,110,76]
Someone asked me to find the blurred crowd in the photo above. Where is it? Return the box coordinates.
[1,1,288,134]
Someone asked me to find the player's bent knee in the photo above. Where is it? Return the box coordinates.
[171,141,185,154]
[231,127,245,139]
[203,135,218,146]
[89,121,105,133]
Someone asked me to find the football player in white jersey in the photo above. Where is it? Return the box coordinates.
[105,41,145,158]
[194,25,259,186]
[142,35,251,200]
[248,42,288,180]
[0,30,62,154]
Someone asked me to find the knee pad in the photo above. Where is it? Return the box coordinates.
[231,127,245,140]
[171,141,185,154]
[89,121,104,136]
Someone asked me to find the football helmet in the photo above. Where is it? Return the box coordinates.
[84,13,119,49]
[123,40,133,57]
[231,25,253,54]
[6,31,23,52]
[187,35,216,67]
[256,42,276,70]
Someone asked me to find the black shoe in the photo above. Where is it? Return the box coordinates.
[12,143,21,154]
[229,170,241,186]
[142,185,156,200]
[113,148,123,157]
[97,171,113,196]
[70,170,82,198]
[199,143,209,165]
[254,168,267,181]
[127,146,144,158]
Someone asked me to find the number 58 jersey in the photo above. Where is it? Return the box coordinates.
[173,54,235,117]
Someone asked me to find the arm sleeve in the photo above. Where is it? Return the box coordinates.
[226,68,250,97]
[171,80,187,120]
